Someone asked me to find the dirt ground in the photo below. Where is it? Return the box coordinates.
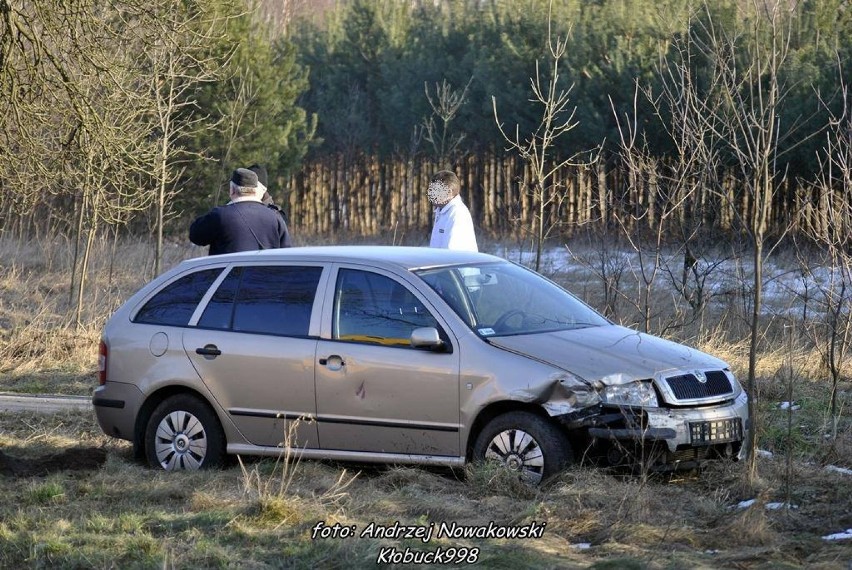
[0,447,107,477]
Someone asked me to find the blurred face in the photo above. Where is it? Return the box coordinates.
[427,180,454,206]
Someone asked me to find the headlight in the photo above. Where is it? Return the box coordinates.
[601,381,658,407]
[727,372,743,398]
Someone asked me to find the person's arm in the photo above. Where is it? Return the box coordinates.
[445,209,478,252]
[429,210,442,248]
[279,218,292,248]
[189,210,217,246]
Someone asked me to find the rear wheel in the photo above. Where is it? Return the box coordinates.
[144,394,225,471]
[473,411,572,485]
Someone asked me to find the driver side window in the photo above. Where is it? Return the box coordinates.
[333,269,440,347]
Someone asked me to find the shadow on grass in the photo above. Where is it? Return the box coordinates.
[0,446,107,477]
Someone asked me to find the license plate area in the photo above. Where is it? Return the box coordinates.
[689,418,743,446]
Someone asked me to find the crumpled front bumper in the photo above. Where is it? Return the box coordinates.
[576,390,750,460]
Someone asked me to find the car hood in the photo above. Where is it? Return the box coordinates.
[487,324,728,386]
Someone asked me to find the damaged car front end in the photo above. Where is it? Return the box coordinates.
[418,261,750,478]
[488,332,750,472]
[564,369,749,471]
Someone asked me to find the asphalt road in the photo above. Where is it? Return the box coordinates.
[0,393,91,413]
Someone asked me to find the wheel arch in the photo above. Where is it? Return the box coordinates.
[465,401,566,461]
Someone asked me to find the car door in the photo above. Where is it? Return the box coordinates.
[183,263,327,449]
[314,265,461,457]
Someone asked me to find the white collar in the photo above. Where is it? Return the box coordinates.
[435,194,461,213]
[228,195,262,205]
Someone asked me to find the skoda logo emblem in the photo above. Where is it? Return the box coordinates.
[695,371,708,384]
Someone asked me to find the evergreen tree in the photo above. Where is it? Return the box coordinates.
[174,2,314,223]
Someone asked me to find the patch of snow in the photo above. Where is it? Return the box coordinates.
[570,543,592,550]
[765,502,798,510]
[823,529,852,541]
[825,465,852,476]
[506,245,852,319]
[731,499,798,510]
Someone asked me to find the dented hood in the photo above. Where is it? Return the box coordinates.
[487,324,727,386]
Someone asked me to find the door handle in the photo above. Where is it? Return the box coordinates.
[319,355,345,371]
[196,344,221,357]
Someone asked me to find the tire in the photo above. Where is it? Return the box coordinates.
[473,411,573,485]
[144,394,226,471]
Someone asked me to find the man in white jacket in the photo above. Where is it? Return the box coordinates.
[428,170,478,252]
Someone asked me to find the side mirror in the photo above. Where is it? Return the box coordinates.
[410,327,444,350]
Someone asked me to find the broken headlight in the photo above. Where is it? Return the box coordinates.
[600,381,658,408]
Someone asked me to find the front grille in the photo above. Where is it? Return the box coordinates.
[664,371,733,400]
[689,418,743,445]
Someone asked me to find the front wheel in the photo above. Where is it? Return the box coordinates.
[473,411,572,485]
[144,394,226,471]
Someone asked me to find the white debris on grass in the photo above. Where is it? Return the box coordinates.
[570,543,592,550]
[757,449,774,458]
[825,465,852,476]
[822,529,852,541]
[778,401,801,411]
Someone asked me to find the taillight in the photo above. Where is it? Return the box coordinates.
[98,341,107,385]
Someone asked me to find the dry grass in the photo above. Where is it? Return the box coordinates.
[0,236,200,395]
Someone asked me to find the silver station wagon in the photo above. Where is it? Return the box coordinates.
[94,246,750,483]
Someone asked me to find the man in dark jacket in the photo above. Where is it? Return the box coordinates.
[249,163,290,225]
[189,168,292,255]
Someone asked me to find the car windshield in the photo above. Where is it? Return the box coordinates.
[415,262,609,337]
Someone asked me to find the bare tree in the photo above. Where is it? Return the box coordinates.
[0,2,89,229]
[647,30,731,328]
[129,0,232,275]
[607,23,733,335]
[492,1,594,272]
[798,62,852,438]
[609,86,702,334]
[68,62,158,326]
[690,0,797,480]
[421,77,472,166]
[0,1,155,324]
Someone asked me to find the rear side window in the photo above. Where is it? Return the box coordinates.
[197,267,243,330]
[198,265,322,337]
[134,268,222,326]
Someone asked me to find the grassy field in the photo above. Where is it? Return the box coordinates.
[0,409,850,569]
[1,236,851,568]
